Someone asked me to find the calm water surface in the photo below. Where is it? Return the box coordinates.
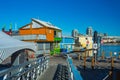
[98,44,120,57]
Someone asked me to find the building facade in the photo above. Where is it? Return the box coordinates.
[72,29,79,37]
[60,36,75,53]
[13,18,62,56]
[86,26,93,36]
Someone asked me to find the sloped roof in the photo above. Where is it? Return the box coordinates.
[0,31,36,63]
[32,18,61,30]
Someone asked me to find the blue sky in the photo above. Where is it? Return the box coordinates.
[0,0,120,36]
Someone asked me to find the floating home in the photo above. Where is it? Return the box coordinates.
[60,36,75,53]
[13,18,62,56]
[75,35,93,56]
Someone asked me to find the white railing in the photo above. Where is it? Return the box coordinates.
[0,56,49,80]
[12,35,46,40]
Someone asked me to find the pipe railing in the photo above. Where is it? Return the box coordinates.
[12,34,46,40]
[67,55,83,80]
[0,56,49,80]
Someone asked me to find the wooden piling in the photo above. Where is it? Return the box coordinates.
[83,52,86,70]
[110,52,112,57]
[91,57,94,69]
[111,57,114,70]
[102,51,105,59]
[119,52,120,59]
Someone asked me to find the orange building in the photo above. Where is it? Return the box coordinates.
[13,18,62,55]
[19,18,61,42]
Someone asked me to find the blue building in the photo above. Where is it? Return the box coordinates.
[60,36,75,53]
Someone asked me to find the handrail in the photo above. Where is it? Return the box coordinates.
[12,34,46,40]
[0,56,49,80]
[67,55,83,80]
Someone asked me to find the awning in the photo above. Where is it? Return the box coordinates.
[0,31,37,63]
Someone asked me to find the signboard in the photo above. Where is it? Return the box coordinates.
[93,43,97,49]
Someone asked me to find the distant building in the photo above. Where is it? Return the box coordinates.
[60,36,75,53]
[101,36,120,43]
[103,33,108,36]
[86,26,93,36]
[76,35,93,49]
[98,33,104,37]
[74,35,93,56]
[72,29,79,37]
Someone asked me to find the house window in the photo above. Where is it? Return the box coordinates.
[58,32,61,37]
[54,31,56,36]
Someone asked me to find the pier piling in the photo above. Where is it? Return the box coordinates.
[111,57,114,70]
[83,52,86,70]
[110,52,112,57]
[102,51,105,59]
[119,52,120,59]
[91,57,95,70]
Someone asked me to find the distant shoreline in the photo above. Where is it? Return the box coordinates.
[102,43,120,45]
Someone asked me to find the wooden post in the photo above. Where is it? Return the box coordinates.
[102,51,105,59]
[119,52,120,59]
[83,52,86,70]
[87,50,89,57]
[91,57,94,69]
[110,52,112,57]
[111,57,114,70]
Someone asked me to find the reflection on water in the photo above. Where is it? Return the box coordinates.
[98,44,120,57]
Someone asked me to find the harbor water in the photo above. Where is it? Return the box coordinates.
[98,44,120,57]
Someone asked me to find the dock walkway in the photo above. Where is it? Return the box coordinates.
[38,54,120,80]
[38,56,67,80]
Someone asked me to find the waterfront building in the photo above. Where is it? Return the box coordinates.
[60,36,75,53]
[101,36,120,43]
[72,29,79,38]
[13,18,62,56]
[86,26,93,36]
[74,35,93,56]
[76,35,93,49]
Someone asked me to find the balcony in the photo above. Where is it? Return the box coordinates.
[12,34,46,41]
[54,37,62,42]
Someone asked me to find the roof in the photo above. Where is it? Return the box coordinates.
[20,23,32,29]
[32,18,61,30]
[0,31,37,63]
[62,36,74,38]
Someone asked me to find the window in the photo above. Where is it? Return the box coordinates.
[58,32,61,37]
[54,31,56,36]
